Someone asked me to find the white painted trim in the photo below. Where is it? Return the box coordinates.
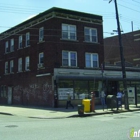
[36,73,51,77]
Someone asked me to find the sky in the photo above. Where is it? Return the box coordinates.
[0,0,140,38]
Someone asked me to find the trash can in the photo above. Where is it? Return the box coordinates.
[77,104,84,115]
[82,99,90,112]
[106,95,117,109]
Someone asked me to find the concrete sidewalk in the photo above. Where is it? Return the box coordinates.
[0,105,140,119]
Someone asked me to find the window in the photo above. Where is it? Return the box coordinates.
[85,53,99,68]
[18,35,22,49]
[5,41,9,53]
[39,27,44,41]
[10,60,14,73]
[25,32,30,47]
[62,51,77,67]
[62,24,76,40]
[25,56,30,71]
[18,58,22,72]
[84,27,98,43]
[38,52,44,68]
[39,52,44,64]
[5,61,8,74]
[10,39,14,52]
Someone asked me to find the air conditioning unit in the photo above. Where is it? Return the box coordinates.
[38,63,44,68]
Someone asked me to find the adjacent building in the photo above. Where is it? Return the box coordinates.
[104,30,140,106]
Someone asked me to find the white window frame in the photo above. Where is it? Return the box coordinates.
[5,41,9,53]
[18,35,22,49]
[25,32,30,47]
[62,24,76,40]
[39,27,44,42]
[84,27,98,43]
[5,61,8,74]
[85,53,99,68]
[10,60,14,73]
[39,52,44,64]
[10,39,14,52]
[25,56,30,71]
[62,51,77,67]
[18,58,22,72]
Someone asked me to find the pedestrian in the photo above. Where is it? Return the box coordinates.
[117,89,123,108]
[66,93,74,109]
[100,88,106,107]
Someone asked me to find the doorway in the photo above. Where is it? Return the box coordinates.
[8,87,12,105]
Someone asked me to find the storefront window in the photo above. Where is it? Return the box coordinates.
[57,79,104,100]
[74,81,88,99]
[58,80,73,88]
[89,80,102,97]
[58,80,74,100]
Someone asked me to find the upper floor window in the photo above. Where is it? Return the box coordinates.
[62,51,77,67]
[18,58,22,72]
[38,52,44,68]
[25,56,30,71]
[10,39,14,52]
[10,60,14,73]
[25,32,30,47]
[39,27,44,42]
[62,24,76,40]
[5,41,9,53]
[5,61,8,74]
[39,52,44,64]
[18,35,22,49]
[85,53,99,68]
[84,27,98,43]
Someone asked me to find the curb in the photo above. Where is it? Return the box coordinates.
[68,108,140,118]
[0,108,139,119]
[0,112,13,116]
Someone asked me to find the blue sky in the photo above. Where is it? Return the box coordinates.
[0,0,140,38]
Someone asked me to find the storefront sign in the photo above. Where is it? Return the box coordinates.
[58,88,73,100]
[127,87,135,105]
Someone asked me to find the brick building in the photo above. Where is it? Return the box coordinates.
[104,31,140,106]
[104,30,140,67]
[0,7,104,107]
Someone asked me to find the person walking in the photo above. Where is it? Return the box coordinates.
[117,89,123,109]
[100,88,106,110]
[66,93,74,109]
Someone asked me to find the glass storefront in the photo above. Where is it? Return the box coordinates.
[58,79,102,100]
[58,79,140,104]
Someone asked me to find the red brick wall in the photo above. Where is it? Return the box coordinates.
[0,16,104,106]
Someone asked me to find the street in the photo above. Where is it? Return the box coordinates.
[0,111,140,140]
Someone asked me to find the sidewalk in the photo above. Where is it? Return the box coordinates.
[0,104,140,119]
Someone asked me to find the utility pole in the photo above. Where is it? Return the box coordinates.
[109,0,129,109]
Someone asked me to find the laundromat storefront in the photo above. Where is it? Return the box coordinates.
[56,77,140,107]
[57,77,103,106]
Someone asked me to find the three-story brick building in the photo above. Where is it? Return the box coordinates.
[0,7,104,107]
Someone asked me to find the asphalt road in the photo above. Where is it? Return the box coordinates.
[0,111,140,140]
